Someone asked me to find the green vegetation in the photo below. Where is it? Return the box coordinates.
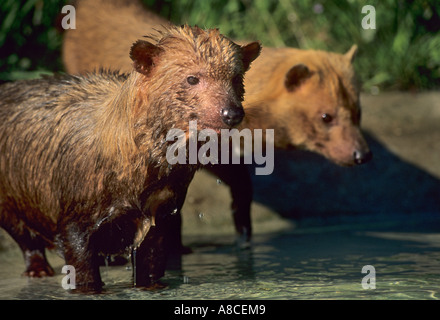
[0,0,64,82]
[1,0,439,91]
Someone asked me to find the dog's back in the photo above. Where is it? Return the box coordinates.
[63,0,170,74]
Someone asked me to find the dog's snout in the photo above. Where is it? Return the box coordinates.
[221,105,244,127]
[353,149,373,165]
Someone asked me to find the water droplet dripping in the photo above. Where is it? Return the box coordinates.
[183,276,189,284]
[104,255,109,277]
[132,248,137,287]
[216,179,222,185]
[171,208,178,215]
[198,212,204,220]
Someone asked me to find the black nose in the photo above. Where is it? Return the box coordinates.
[353,149,373,165]
[221,106,244,127]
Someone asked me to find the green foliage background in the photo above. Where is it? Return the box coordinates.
[1,0,439,91]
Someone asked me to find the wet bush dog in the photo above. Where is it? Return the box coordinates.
[0,25,261,292]
[62,0,372,246]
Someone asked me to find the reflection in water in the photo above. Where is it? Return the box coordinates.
[0,221,439,300]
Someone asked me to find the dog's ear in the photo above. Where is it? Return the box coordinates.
[130,40,164,76]
[345,44,358,64]
[241,42,262,71]
[284,64,313,91]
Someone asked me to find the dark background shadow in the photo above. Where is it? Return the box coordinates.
[249,131,440,222]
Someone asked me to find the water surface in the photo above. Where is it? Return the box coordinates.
[1,215,439,300]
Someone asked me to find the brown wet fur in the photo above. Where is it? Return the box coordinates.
[62,0,371,243]
[0,24,260,292]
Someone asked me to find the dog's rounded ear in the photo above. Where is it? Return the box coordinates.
[345,44,358,64]
[284,63,313,91]
[130,40,164,76]
[241,42,262,71]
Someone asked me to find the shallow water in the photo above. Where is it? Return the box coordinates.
[1,215,439,300]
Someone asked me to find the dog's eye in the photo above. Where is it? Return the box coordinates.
[187,76,199,85]
[321,113,333,123]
